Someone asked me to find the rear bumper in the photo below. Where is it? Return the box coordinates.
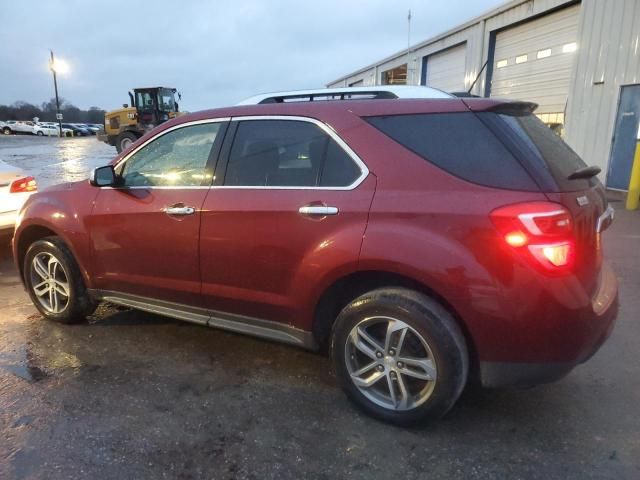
[478,262,618,388]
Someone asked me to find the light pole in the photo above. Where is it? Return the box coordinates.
[49,50,64,137]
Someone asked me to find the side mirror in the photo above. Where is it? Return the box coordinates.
[123,103,129,108]
[90,165,117,187]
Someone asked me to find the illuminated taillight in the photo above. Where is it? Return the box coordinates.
[9,176,37,193]
[490,202,575,273]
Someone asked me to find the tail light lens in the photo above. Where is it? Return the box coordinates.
[490,202,575,274]
[10,176,37,193]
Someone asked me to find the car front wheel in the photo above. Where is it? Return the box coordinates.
[331,288,468,425]
[24,237,96,324]
[116,131,138,153]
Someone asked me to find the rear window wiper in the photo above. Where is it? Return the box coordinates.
[568,165,601,180]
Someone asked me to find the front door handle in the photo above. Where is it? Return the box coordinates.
[298,205,339,216]
[164,205,196,216]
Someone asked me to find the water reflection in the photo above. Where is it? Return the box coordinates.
[0,136,116,188]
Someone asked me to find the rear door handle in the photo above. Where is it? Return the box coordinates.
[164,205,196,216]
[298,205,339,216]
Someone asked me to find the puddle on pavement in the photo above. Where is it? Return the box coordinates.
[0,311,84,383]
[0,344,49,383]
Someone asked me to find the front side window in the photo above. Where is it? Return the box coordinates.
[224,120,361,188]
[136,91,155,111]
[119,123,220,187]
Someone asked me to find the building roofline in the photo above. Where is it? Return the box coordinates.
[326,0,573,85]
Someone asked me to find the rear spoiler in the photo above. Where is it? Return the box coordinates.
[462,99,538,116]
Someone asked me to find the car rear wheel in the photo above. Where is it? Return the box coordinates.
[331,288,468,425]
[2,127,11,135]
[24,237,96,324]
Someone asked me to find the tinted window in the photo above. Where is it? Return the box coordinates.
[224,120,361,187]
[497,113,589,191]
[120,123,220,187]
[366,113,538,191]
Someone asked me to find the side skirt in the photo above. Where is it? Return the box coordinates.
[89,289,318,350]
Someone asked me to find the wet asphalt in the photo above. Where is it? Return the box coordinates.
[0,136,639,479]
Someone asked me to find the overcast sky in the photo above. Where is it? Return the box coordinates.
[0,0,503,111]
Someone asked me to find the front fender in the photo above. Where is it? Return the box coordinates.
[13,181,100,287]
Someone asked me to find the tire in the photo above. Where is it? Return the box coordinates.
[331,288,468,426]
[2,127,11,135]
[37,131,44,136]
[23,237,96,324]
[116,132,138,153]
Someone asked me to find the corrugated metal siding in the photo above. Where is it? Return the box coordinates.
[564,0,640,181]
[490,4,580,113]
[327,0,575,91]
[425,44,467,92]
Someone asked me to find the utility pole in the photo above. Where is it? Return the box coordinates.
[49,50,63,137]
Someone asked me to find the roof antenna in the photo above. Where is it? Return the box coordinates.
[407,9,412,84]
[468,59,489,95]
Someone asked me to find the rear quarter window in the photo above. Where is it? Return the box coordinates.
[366,113,538,191]
[495,113,590,192]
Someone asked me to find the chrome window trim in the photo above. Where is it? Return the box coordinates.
[217,115,369,191]
[104,115,369,191]
[113,117,231,171]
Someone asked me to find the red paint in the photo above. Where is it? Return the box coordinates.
[13,97,617,379]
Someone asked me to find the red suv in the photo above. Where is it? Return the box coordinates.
[13,87,618,425]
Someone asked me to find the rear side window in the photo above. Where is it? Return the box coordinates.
[366,113,538,191]
[224,120,361,187]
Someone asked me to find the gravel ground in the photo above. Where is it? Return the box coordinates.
[0,136,638,479]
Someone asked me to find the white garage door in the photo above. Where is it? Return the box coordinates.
[425,43,467,93]
[490,4,580,118]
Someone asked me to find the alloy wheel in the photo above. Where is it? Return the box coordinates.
[29,252,70,314]
[345,316,437,411]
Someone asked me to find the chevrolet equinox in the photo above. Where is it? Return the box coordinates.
[13,86,618,425]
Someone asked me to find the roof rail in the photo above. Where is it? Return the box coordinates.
[237,85,452,105]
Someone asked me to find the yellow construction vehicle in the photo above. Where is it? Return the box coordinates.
[98,87,182,153]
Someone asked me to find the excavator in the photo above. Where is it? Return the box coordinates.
[98,87,183,153]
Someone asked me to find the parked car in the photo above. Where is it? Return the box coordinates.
[33,123,73,137]
[12,86,618,425]
[0,159,37,235]
[61,123,90,136]
[2,120,35,135]
[74,123,99,135]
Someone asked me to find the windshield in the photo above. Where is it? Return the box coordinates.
[135,89,176,112]
[158,89,176,112]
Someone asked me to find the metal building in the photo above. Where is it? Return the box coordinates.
[327,0,640,190]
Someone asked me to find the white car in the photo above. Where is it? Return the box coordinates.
[33,123,73,137]
[0,159,37,235]
[2,120,36,135]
